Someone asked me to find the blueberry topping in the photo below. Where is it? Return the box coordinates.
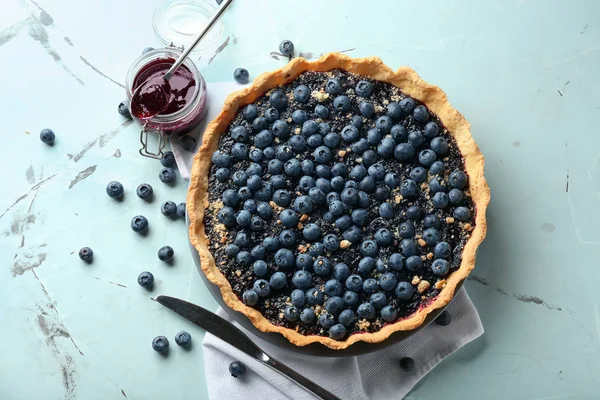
[319,313,336,329]
[325,296,345,315]
[333,95,351,112]
[429,161,445,175]
[325,78,342,95]
[431,259,450,276]
[381,305,397,322]
[418,149,437,167]
[357,302,376,320]
[390,253,404,271]
[269,90,288,110]
[314,104,329,118]
[422,228,441,245]
[294,85,310,103]
[300,308,316,324]
[152,336,169,353]
[453,206,471,221]
[138,271,154,288]
[394,143,415,162]
[405,255,422,272]
[283,306,299,321]
[215,168,230,182]
[379,203,394,219]
[252,260,268,277]
[174,331,192,347]
[379,273,397,292]
[413,105,430,124]
[229,361,247,378]
[395,281,414,301]
[292,270,312,289]
[275,248,295,269]
[359,101,375,117]
[264,108,279,122]
[306,287,324,305]
[370,292,388,310]
[343,291,359,308]
[399,221,415,238]
[408,130,425,147]
[430,137,449,155]
[448,188,464,205]
[253,279,271,297]
[449,170,468,189]
[328,324,347,340]
[339,309,357,327]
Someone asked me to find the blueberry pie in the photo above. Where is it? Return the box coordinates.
[188,53,490,349]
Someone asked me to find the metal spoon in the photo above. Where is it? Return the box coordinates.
[130,0,235,119]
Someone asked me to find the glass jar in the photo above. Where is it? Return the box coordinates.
[125,47,207,158]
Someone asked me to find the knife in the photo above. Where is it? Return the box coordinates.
[155,295,341,400]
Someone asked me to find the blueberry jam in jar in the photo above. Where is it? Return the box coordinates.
[125,47,207,158]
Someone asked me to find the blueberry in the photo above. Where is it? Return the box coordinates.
[344,274,363,293]
[131,215,149,233]
[291,289,306,308]
[282,305,299,322]
[264,107,280,122]
[429,176,447,193]
[351,209,368,227]
[319,122,331,134]
[235,232,251,249]
[377,137,396,158]
[254,130,273,149]
[370,292,388,310]
[159,167,177,183]
[377,203,393,220]
[265,147,277,160]
[381,305,397,322]
[333,95,351,112]
[269,90,288,110]
[406,205,423,221]
[429,161,445,175]
[374,228,393,246]
[263,236,280,252]
[323,234,340,251]
[400,179,418,197]
[215,168,230,182]
[272,120,290,139]
[413,105,430,124]
[358,176,377,193]
[424,214,441,229]
[342,291,359,309]
[225,244,240,258]
[338,309,357,327]
[390,253,404,271]
[408,167,426,184]
[329,200,345,217]
[222,189,240,207]
[448,188,464,205]
[326,192,341,204]
[307,134,323,148]
[431,259,450,277]
[217,207,236,227]
[306,287,324,305]
[399,357,415,372]
[302,120,319,136]
[118,101,132,119]
[364,129,382,147]
[236,251,254,267]
[389,125,407,143]
[395,281,414,301]
[313,146,332,164]
[435,310,452,326]
[432,192,449,209]
[418,149,437,167]
[339,188,357,206]
[408,131,425,147]
[279,209,298,228]
[379,273,398,292]
[384,172,400,189]
[405,255,422,272]
[274,248,295,269]
[341,125,359,143]
[454,206,471,221]
[399,97,416,114]
[292,110,308,125]
[279,39,294,55]
[231,126,249,142]
[236,210,252,227]
[357,303,376,320]
[79,247,93,262]
[326,78,342,94]
[316,164,333,178]
[106,181,124,199]
[328,324,347,340]
[284,159,301,178]
[376,116,393,135]
[399,221,415,238]
[279,229,296,248]
[359,240,379,257]
[368,163,386,181]
[272,189,291,207]
[349,165,366,181]
[319,313,336,329]
[253,260,268,277]
[430,137,449,155]
[363,278,379,295]
[270,271,287,290]
[315,178,331,194]
[158,246,174,262]
[394,143,415,162]
[384,101,401,120]
[253,279,271,297]
[314,104,329,119]
[293,270,312,289]
[449,170,468,189]
[254,183,273,202]
[351,115,364,129]
[40,128,55,145]
[232,171,248,186]
[300,308,316,324]
[152,336,169,353]
[243,290,259,306]
[323,132,341,149]
[297,176,315,193]
[342,225,362,243]
[374,186,390,201]
[423,228,441,246]
[307,187,326,205]
[229,361,247,378]
[243,104,259,121]
[248,148,264,163]
[359,101,375,117]
[358,257,375,276]
[138,271,154,288]
[181,135,196,152]
[325,295,344,315]
[160,151,175,167]
[400,239,417,256]
[313,256,331,277]
[424,121,439,138]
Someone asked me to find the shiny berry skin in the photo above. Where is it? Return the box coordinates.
[343,291,359,309]
[138,271,154,288]
[215,168,230,182]
[422,228,441,245]
[448,188,464,205]
[291,289,305,307]
[264,107,279,122]
[252,260,268,277]
[274,248,295,269]
[343,226,361,243]
[408,130,425,147]
[400,179,418,198]
[174,331,192,347]
[338,309,357,327]
[399,97,416,114]
[379,202,394,219]
[418,149,437,167]
[269,90,288,110]
[406,205,423,221]
[306,287,324,305]
[231,126,249,141]
[376,116,393,134]
[357,302,376,320]
[157,246,174,262]
[177,202,186,219]
[394,143,415,162]
[279,40,294,55]
[251,245,266,260]
[229,361,247,378]
[345,274,363,292]
[395,281,414,301]
[377,137,396,158]
[313,146,333,164]
[449,170,468,189]
[432,192,449,209]
[270,271,287,290]
[435,242,452,259]
[359,101,375,117]
[430,137,449,155]
[319,313,336,329]
[424,214,441,229]
[314,104,329,118]
[400,239,418,257]
[370,292,387,310]
[362,278,379,295]
[429,161,445,175]
[79,247,93,262]
[325,296,345,315]
[374,228,393,246]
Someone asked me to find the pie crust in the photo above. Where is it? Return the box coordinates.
[187,52,490,350]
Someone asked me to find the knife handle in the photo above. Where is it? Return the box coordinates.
[263,354,341,400]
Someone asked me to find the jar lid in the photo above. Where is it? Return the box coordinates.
[152,0,224,51]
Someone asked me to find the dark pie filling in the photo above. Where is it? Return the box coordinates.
[204,69,475,338]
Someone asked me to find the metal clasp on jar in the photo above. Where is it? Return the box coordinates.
[139,122,168,159]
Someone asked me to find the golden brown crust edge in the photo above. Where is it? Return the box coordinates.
[187,53,490,350]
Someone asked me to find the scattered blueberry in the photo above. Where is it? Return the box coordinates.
[177,203,186,219]
[294,85,310,103]
[136,183,153,200]
[131,215,149,233]
[333,95,351,112]
[449,170,468,189]
[253,279,271,297]
[229,361,247,378]
[157,246,174,262]
[174,331,192,347]
[79,247,93,262]
[413,105,430,124]
[39,128,56,145]
[435,310,452,326]
[269,90,288,110]
[355,80,373,97]
[152,336,169,353]
[405,255,422,272]
[431,259,450,276]
[389,253,404,271]
[379,273,397,292]
[181,135,196,152]
[159,168,177,184]
[300,308,316,324]
[233,67,249,84]
[279,40,294,56]
[338,309,357,327]
[325,78,342,95]
[292,270,312,289]
[138,271,154,288]
[106,181,124,199]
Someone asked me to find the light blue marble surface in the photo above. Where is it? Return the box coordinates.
[1,0,599,399]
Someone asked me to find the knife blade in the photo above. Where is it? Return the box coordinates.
[155,295,341,400]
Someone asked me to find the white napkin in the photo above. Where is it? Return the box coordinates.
[171,82,241,180]
[203,288,483,400]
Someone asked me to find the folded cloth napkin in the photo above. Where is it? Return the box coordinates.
[171,82,241,180]
[203,288,483,400]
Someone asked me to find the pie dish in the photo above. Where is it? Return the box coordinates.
[188,53,490,350]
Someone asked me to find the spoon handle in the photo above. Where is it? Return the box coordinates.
[163,0,234,80]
